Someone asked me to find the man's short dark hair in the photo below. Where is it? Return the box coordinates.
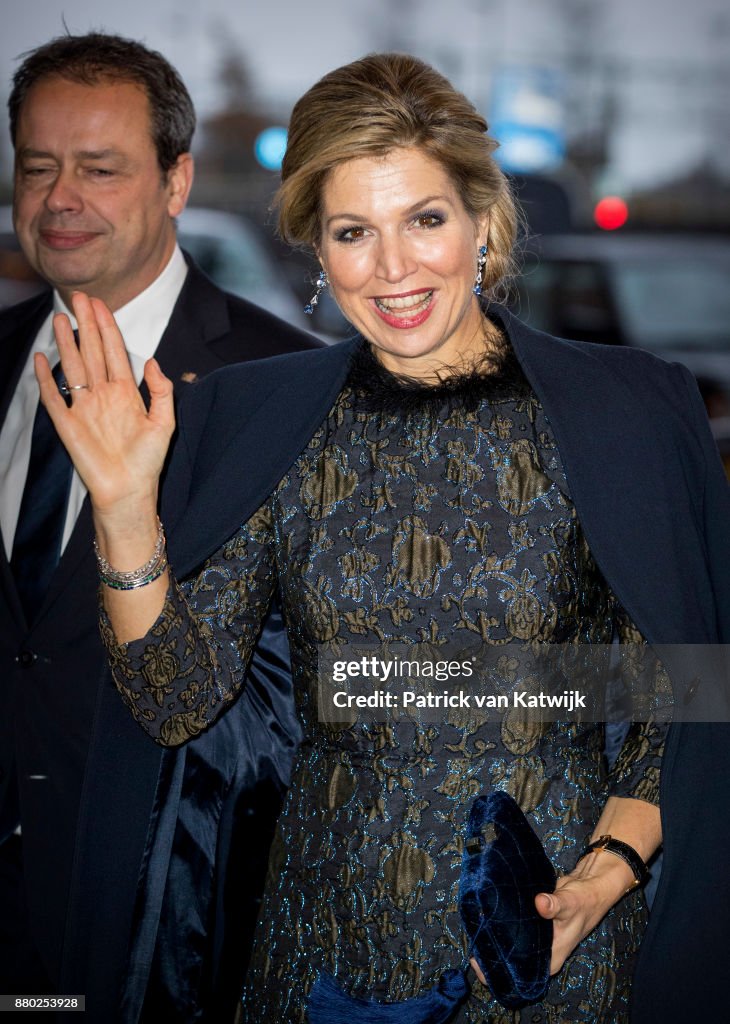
[8,32,196,172]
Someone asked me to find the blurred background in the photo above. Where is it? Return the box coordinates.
[1,0,729,464]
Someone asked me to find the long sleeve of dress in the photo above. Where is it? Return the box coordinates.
[101,501,278,747]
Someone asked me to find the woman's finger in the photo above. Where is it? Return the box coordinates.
[144,357,176,433]
[469,957,486,986]
[536,882,584,924]
[52,311,87,390]
[71,291,108,387]
[535,891,559,919]
[35,351,71,425]
[91,296,136,382]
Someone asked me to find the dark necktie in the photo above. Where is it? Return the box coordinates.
[10,339,76,620]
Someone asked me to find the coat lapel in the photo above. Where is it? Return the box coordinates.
[148,258,234,389]
[502,309,714,643]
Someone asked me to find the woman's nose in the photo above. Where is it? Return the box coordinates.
[374,235,417,284]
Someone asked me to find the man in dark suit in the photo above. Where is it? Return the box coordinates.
[0,32,316,1020]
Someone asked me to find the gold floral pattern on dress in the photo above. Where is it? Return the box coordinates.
[325,761,358,811]
[299,443,358,519]
[501,710,548,756]
[139,645,180,706]
[501,568,549,639]
[300,575,340,641]
[378,831,436,911]
[159,706,211,745]
[339,547,380,602]
[494,756,552,814]
[496,438,556,516]
[386,515,452,597]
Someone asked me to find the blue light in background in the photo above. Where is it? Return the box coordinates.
[490,67,565,174]
[254,126,288,170]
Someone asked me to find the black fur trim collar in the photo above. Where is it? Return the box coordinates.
[345,336,531,416]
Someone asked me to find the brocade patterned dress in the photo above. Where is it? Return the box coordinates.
[105,343,664,1024]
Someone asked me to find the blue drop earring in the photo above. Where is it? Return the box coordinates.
[473,244,488,296]
[305,269,329,314]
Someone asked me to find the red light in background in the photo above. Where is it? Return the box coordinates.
[594,196,628,231]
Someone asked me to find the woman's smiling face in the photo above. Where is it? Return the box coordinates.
[318,146,489,379]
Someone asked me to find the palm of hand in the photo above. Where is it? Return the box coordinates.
[35,292,175,514]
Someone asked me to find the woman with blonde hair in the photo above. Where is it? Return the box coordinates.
[38,53,729,1023]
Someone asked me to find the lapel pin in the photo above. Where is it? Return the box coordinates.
[180,371,198,383]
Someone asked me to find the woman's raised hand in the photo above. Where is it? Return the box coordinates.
[35,292,175,521]
[36,291,176,643]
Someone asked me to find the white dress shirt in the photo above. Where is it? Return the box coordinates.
[0,245,188,559]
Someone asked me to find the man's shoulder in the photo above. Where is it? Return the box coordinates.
[178,256,321,360]
[0,289,52,335]
[222,289,322,354]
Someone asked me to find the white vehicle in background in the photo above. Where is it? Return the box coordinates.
[176,207,312,332]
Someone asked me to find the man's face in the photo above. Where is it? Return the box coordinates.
[13,76,192,311]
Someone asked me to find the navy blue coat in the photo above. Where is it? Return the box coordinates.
[113,309,729,1021]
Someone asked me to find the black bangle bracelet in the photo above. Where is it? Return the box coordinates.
[577,834,651,890]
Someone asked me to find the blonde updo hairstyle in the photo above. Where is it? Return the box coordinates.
[276,53,518,302]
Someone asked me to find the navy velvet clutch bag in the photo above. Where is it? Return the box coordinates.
[308,791,557,1022]
[458,790,557,1008]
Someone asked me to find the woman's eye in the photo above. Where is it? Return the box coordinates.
[336,226,366,243]
[415,213,443,229]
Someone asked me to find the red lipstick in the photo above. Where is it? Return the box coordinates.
[370,289,435,330]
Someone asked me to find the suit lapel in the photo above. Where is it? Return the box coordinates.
[149,259,232,389]
[0,292,52,427]
[0,293,54,628]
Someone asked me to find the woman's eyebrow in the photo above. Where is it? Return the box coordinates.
[325,194,453,227]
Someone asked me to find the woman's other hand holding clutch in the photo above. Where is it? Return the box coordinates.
[470,794,661,982]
